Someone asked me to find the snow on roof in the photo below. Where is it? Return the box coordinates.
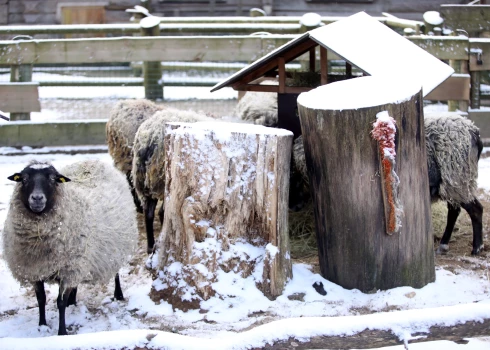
[297,76,421,110]
[212,12,454,97]
[310,12,453,96]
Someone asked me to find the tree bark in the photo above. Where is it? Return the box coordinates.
[297,78,434,292]
[150,122,293,310]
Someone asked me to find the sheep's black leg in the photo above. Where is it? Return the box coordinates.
[145,197,158,254]
[127,172,143,213]
[57,286,74,336]
[114,273,124,301]
[67,287,77,307]
[34,281,47,326]
[436,203,461,254]
[462,199,484,255]
[158,202,164,225]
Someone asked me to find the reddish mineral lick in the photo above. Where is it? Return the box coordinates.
[371,111,402,235]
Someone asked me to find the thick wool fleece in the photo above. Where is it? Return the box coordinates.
[3,160,138,289]
[425,114,480,206]
[106,99,165,174]
[235,81,278,127]
[131,108,215,207]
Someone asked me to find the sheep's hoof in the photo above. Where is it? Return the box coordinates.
[436,244,449,255]
[471,244,484,256]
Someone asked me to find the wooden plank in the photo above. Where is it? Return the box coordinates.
[278,57,285,93]
[425,74,470,101]
[469,109,490,139]
[0,36,280,64]
[469,38,490,71]
[320,46,328,85]
[408,35,468,60]
[0,83,40,113]
[440,5,490,33]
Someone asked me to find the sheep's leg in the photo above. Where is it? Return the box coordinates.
[462,199,484,255]
[34,281,47,326]
[145,197,158,254]
[127,172,143,213]
[436,203,461,255]
[57,286,74,336]
[114,273,124,301]
[158,202,164,225]
[67,287,77,307]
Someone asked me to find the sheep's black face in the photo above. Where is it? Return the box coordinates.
[8,163,71,214]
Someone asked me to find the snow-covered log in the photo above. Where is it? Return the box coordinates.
[297,76,434,292]
[150,122,293,310]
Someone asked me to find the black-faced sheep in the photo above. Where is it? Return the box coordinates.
[106,99,165,212]
[131,108,215,253]
[3,160,138,335]
[292,114,484,255]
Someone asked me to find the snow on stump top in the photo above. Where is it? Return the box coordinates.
[297,76,435,292]
[150,122,293,310]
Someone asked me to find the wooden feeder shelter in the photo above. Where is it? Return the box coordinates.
[211,11,454,138]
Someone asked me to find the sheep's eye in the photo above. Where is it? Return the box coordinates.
[22,178,28,185]
[49,175,56,183]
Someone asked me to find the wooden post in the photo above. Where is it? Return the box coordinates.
[297,76,434,292]
[150,122,293,310]
[320,46,328,85]
[10,35,33,121]
[140,16,163,101]
[470,71,480,109]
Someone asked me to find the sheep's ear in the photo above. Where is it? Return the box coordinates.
[55,174,71,183]
[8,173,23,182]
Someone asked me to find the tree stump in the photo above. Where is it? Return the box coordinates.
[150,122,293,310]
[297,76,434,292]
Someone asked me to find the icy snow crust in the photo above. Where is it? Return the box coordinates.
[297,76,421,110]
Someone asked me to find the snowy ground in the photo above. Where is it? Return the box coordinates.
[0,147,489,350]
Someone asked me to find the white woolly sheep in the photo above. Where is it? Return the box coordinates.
[131,108,216,253]
[235,80,278,127]
[292,114,484,255]
[106,99,165,212]
[3,160,138,335]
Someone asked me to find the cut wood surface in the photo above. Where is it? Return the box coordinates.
[297,76,434,292]
[151,122,293,310]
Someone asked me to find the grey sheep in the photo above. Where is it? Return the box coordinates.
[131,108,216,253]
[292,113,483,255]
[3,160,138,335]
[106,99,165,212]
[235,80,278,127]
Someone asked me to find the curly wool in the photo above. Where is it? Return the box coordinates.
[131,108,215,207]
[235,80,278,127]
[106,99,165,174]
[3,160,138,289]
[425,113,480,206]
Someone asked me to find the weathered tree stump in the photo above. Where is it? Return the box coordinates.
[297,76,434,292]
[150,122,293,310]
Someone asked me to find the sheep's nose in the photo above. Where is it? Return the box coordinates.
[30,194,44,202]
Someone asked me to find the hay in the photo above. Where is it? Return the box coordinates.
[288,202,317,259]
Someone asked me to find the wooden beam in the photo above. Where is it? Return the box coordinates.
[469,38,490,71]
[233,84,312,94]
[230,38,318,88]
[425,74,470,101]
[320,46,328,85]
[407,36,468,61]
[309,48,315,72]
[0,83,40,113]
[440,4,490,33]
[0,35,297,64]
[278,57,285,94]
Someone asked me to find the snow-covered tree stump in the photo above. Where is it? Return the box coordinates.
[297,76,435,292]
[150,122,293,310]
